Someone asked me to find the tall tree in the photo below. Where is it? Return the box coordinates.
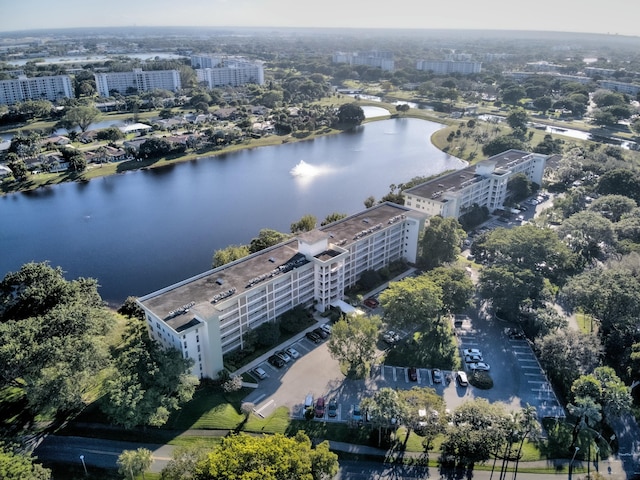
[117,448,153,480]
[361,387,406,447]
[0,263,114,426]
[336,103,365,127]
[212,244,250,268]
[100,318,199,429]
[327,313,381,377]
[425,267,474,314]
[379,275,443,331]
[0,445,51,480]
[61,105,101,132]
[290,214,317,233]
[419,216,465,270]
[249,229,290,253]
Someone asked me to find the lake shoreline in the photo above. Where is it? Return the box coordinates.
[1,109,453,197]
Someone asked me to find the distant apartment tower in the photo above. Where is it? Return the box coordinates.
[94,68,181,97]
[0,74,74,105]
[332,51,395,71]
[403,150,549,219]
[598,80,640,96]
[416,60,482,75]
[193,56,265,88]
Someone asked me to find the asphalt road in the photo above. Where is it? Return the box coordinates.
[33,435,174,473]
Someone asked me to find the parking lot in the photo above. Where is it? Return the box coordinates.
[242,304,562,423]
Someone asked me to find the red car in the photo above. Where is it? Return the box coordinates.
[364,297,379,309]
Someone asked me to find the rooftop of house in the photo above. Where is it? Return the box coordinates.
[139,202,423,332]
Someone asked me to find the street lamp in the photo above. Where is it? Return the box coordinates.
[568,446,580,480]
[79,454,87,475]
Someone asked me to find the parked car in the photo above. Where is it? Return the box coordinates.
[469,361,491,371]
[285,346,300,359]
[268,354,285,368]
[253,367,267,380]
[352,404,363,422]
[456,370,468,386]
[383,330,400,345]
[315,397,326,418]
[465,354,483,363]
[328,398,338,417]
[313,327,328,339]
[363,297,379,309]
[431,368,443,383]
[463,348,482,357]
[320,323,332,334]
[275,350,291,363]
[408,366,418,382]
[306,331,321,343]
[304,394,314,409]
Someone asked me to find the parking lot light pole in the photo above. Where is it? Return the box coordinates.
[79,454,87,475]
[568,446,579,480]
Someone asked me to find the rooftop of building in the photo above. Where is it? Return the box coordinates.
[139,202,424,332]
[404,149,542,201]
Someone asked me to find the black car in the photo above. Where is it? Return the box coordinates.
[313,327,328,339]
[306,331,321,343]
[268,354,285,368]
[408,367,418,382]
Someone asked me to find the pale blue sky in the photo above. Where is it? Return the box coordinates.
[1,0,638,37]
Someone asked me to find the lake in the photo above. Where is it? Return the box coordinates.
[0,118,465,305]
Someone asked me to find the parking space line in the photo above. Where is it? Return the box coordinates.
[392,367,397,382]
[255,399,275,418]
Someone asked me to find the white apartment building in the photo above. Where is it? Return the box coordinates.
[598,80,640,96]
[94,68,181,97]
[137,202,427,378]
[403,150,548,219]
[0,74,74,105]
[332,51,395,71]
[196,61,265,88]
[416,60,482,75]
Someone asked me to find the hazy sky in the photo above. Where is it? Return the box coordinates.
[1,0,638,37]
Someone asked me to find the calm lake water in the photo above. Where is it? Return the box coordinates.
[0,118,465,305]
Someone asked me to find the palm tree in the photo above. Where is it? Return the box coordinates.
[568,396,602,450]
[512,405,540,479]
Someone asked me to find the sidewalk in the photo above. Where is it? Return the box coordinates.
[328,440,630,478]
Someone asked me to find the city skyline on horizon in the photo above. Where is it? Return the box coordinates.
[1,0,638,38]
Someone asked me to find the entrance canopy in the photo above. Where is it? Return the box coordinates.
[331,300,364,316]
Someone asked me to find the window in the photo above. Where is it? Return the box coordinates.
[184,341,187,348]
[196,335,199,343]
[197,345,200,352]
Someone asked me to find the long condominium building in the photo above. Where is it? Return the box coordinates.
[137,202,427,378]
[0,74,74,105]
[416,60,482,75]
[403,150,549,219]
[94,68,181,97]
[332,51,395,71]
[192,54,264,87]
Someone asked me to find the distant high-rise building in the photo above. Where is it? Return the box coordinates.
[416,60,481,75]
[332,51,395,71]
[191,54,264,87]
[94,68,181,97]
[0,74,74,105]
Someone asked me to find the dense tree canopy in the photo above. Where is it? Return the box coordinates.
[249,229,290,253]
[0,445,51,480]
[195,432,338,480]
[100,318,199,429]
[0,263,114,429]
[379,275,443,331]
[419,216,466,270]
[336,103,365,127]
[327,313,381,377]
